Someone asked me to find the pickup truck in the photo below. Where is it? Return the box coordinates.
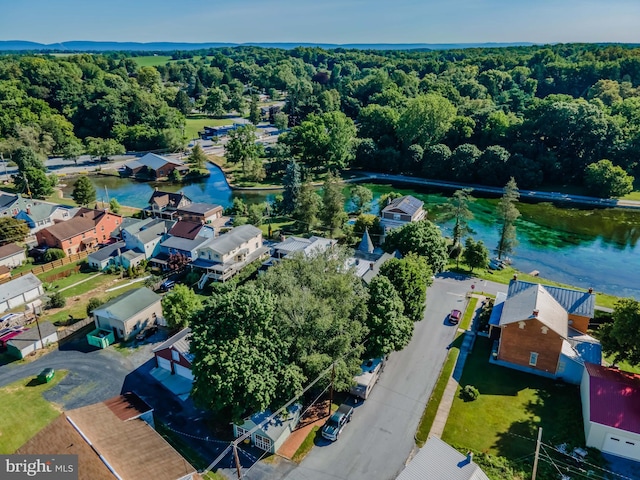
[321,403,354,442]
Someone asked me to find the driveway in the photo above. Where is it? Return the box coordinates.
[277,274,506,480]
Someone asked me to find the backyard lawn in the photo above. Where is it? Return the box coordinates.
[0,371,67,453]
[442,337,585,462]
[185,115,233,140]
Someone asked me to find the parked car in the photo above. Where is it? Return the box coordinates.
[37,368,55,384]
[322,403,354,441]
[135,325,158,342]
[449,309,462,325]
[160,280,175,292]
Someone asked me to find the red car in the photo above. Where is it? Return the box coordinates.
[449,309,462,324]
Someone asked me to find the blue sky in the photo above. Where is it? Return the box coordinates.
[1,0,639,44]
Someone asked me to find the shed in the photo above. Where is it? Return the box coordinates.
[0,273,44,313]
[92,288,163,341]
[7,322,58,359]
[233,403,302,453]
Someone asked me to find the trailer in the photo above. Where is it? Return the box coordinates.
[350,357,386,400]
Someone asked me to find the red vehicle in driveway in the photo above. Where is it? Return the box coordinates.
[449,309,462,324]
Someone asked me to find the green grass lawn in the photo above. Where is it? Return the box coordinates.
[442,337,585,460]
[0,371,67,454]
[621,190,640,201]
[184,115,233,140]
[131,55,172,67]
[460,297,478,331]
[292,426,320,463]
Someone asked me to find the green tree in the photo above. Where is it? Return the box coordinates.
[86,297,104,317]
[16,167,55,198]
[584,159,634,198]
[109,198,121,214]
[47,291,66,309]
[203,87,227,116]
[0,218,30,245]
[168,169,182,183]
[273,111,288,131]
[13,146,45,172]
[188,144,208,170]
[225,124,264,181]
[85,137,126,162]
[281,159,301,215]
[379,253,432,322]
[350,185,373,215]
[463,238,490,272]
[190,284,304,421]
[248,203,267,226]
[161,284,203,330]
[320,172,347,237]
[249,94,261,125]
[366,276,413,358]
[294,182,321,232]
[396,93,456,149]
[43,248,65,262]
[71,176,96,206]
[496,178,520,260]
[440,188,474,266]
[353,214,383,246]
[377,192,404,214]
[383,220,449,273]
[600,298,640,366]
[173,90,192,116]
[62,139,85,164]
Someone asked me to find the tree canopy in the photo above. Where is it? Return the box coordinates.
[379,253,432,322]
[383,220,449,273]
[71,176,96,206]
[600,298,640,366]
[161,284,203,330]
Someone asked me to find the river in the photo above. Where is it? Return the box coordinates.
[64,166,640,300]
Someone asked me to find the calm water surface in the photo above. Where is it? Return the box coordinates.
[67,166,640,299]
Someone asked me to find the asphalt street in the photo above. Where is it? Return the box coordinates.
[279,273,506,480]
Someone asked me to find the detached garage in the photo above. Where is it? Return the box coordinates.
[581,362,640,462]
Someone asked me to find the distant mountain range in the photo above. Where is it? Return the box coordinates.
[0,40,538,52]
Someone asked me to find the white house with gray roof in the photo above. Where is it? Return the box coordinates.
[14,202,75,233]
[193,224,269,287]
[92,288,163,341]
[272,235,337,259]
[0,273,44,314]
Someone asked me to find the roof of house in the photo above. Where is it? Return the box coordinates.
[121,249,146,261]
[0,273,42,303]
[137,152,183,170]
[149,190,192,209]
[74,207,119,225]
[585,362,640,434]
[124,159,143,171]
[66,399,196,480]
[8,322,57,349]
[361,251,401,284]
[240,403,302,442]
[488,291,508,326]
[396,436,489,480]
[153,327,193,362]
[567,329,602,365]
[176,202,222,215]
[500,283,569,338]
[381,195,424,216]
[274,235,336,258]
[39,216,96,241]
[161,235,209,252]
[88,241,126,262]
[357,228,374,254]
[17,415,115,480]
[0,242,24,260]
[0,192,19,210]
[508,280,595,318]
[169,220,206,239]
[19,202,70,222]
[103,392,153,422]
[124,218,173,245]
[111,216,144,239]
[92,288,161,322]
[203,224,262,256]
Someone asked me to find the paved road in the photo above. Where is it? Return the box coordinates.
[279,274,506,480]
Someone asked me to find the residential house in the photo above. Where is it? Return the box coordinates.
[489,279,600,384]
[0,273,44,313]
[0,192,25,217]
[87,240,144,271]
[122,153,187,180]
[122,217,174,259]
[168,220,215,240]
[379,195,426,230]
[272,236,337,259]
[35,208,122,255]
[0,243,26,269]
[14,201,75,233]
[159,235,210,261]
[7,321,58,359]
[192,224,269,287]
[580,363,640,462]
[147,189,192,219]
[175,203,224,225]
[17,393,197,480]
[396,436,489,480]
[92,288,163,341]
[151,328,194,400]
[361,251,401,284]
[233,403,302,453]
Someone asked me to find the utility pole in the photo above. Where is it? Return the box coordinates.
[531,427,543,480]
[33,305,44,348]
[232,443,242,479]
[328,363,335,417]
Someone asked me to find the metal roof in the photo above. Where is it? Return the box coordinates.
[397,437,489,480]
[88,241,126,262]
[0,273,42,303]
[202,224,262,256]
[274,236,336,257]
[161,235,209,252]
[357,228,374,254]
[239,403,302,442]
[92,288,161,322]
[176,202,222,215]
[137,153,183,170]
[488,291,507,326]
[508,280,595,317]
[500,283,568,338]
[153,327,193,362]
[382,195,424,216]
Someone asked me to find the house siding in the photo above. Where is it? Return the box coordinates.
[497,318,563,375]
[0,250,26,269]
[36,212,121,254]
[94,302,162,341]
[569,313,590,334]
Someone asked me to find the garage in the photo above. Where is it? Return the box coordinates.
[157,356,172,372]
[174,364,194,381]
[602,434,640,461]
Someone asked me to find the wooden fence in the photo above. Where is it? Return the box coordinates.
[0,250,94,286]
[56,317,94,342]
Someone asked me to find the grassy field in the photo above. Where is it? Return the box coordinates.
[0,371,67,453]
[131,55,172,67]
[185,115,233,140]
[621,190,640,201]
[442,337,584,459]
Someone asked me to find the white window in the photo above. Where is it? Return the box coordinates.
[236,426,249,440]
[529,352,539,366]
[171,350,180,362]
[254,434,272,451]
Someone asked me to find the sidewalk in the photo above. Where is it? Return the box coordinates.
[277,400,330,460]
[429,294,485,438]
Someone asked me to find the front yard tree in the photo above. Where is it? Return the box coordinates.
[383,220,449,273]
[584,159,634,198]
[600,298,640,366]
[440,188,474,261]
[249,94,261,125]
[293,182,321,232]
[281,159,301,215]
[188,144,208,170]
[496,177,520,260]
[463,237,490,272]
[0,217,30,245]
[320,172,348,237]
[16,167,55,198]
[71,176,96,206]
[350,185,373,215]
[190,284,304,421]
[380,253,432,322]
[161,284,203,330]
[366,276,413,357]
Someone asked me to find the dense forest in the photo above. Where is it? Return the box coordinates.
[2,44,640,193]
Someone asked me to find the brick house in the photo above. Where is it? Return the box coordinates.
[36,208,122,255]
